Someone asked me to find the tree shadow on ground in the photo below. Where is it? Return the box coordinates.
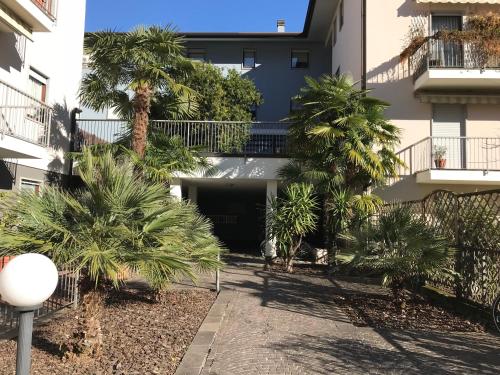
[221,264,351,323]
[271,330,500,375]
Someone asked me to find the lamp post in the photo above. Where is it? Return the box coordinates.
[0,254,59,375]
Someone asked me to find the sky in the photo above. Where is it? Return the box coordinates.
[85,0,310,33]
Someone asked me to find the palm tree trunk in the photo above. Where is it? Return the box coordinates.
[65,277,104,358]
[132,84,152,159]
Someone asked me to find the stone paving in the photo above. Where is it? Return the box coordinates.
[199,255,500,375]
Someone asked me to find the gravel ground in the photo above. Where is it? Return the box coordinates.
[0,287,216,375]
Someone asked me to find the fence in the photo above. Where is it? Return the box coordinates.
[0,261,79,335]
[382,189,500,307]
[75,119,290,156]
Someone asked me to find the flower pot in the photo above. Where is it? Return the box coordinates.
[434,159,446,169]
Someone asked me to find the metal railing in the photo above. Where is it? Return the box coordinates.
[393,136,500,181]
[75,119,290,156]
[0,80,52,147]
[411,38,500,81]
[31,0,57,20]
[0,258,79,335]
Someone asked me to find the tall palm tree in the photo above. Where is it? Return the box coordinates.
[0,148,222,356]
[80,26,196,158]
[281,74,403,255]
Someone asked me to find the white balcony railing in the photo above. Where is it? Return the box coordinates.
[75,119,290,156]
[0,80,52,147]
[393,136,500,183]
[30,0,57,20]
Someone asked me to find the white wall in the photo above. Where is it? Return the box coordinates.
[0,0,86,177]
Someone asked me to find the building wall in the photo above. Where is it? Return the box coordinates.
[331,0,362,82]
[184,40,331,121]
[363,0,500,202]
[0,0,86,189]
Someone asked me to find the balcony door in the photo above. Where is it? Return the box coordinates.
[431,15,463,67]
[432,104,465,169]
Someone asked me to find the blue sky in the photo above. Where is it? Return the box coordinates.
[85,0,310,32]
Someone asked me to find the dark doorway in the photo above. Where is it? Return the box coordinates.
[197,185,266,254]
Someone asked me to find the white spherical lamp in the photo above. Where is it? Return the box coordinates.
[0,253,58,308]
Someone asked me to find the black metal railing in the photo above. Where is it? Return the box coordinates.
[75,119,290,156]
[411,38,500,81]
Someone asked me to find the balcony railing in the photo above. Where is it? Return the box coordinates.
[31,0,57,20]
[393,137,500,181]
[75,119,290,156]
[411,38,500,82]
[0,80,52,147]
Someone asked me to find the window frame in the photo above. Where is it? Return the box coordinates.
[242,48,256,69]
[290,49,310,69]
[19,178,43,195]
[28,67,48,103]
[187,48,207,62]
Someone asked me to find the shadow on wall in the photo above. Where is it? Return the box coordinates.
[45,101,72,186]
[206,157,287,180]
[0,33,24,75]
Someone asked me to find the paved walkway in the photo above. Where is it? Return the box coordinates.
[199,255,500,375]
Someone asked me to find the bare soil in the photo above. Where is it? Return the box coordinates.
[330,289,489,333]
[0,287,216,375]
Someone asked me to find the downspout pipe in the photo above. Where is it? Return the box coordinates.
[361,0,367,91]
[67,107,82,187]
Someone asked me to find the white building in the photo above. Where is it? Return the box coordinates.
[78,0,500,252]
[0,0,86,191]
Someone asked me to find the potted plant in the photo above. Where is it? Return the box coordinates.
[433,145,447,169]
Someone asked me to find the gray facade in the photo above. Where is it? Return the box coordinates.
[185,40,332,121]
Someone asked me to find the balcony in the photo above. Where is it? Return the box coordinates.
[0,0,56,33]
[75,120,289,157]
[0,79,52,158]
[411,38,500,92]
[393,137,500,185]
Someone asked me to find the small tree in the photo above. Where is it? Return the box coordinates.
[266,183,318,272]
[340,206,455,313]
[161,63,262,121]
[0,148,223,356]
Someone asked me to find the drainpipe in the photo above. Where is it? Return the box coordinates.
[361,0,367,91]
[67,108,82,187]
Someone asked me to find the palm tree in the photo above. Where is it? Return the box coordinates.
[127,133,217,184]
[80,26,197,158]
[266,183,318,272]
[0,148,223,356]
[281,74,404,256]
[340,206,455,312]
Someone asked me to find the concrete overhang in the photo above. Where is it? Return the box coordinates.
[416,169,500,185]
[414,68,500,92]
[1,0,54,32]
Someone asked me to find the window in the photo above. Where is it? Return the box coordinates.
[339,1,344,30]
[187,49,207,62]
[243,49,256,69]
[291,50,309,69]
[20,178,42,194]
[333,18,338,46]
[28,69,48,103]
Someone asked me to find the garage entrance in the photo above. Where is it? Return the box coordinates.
[195,183,266,254]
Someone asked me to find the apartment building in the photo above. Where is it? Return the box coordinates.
[0,0,86,192]
[78,0,500,252]
[329,0,500,201]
